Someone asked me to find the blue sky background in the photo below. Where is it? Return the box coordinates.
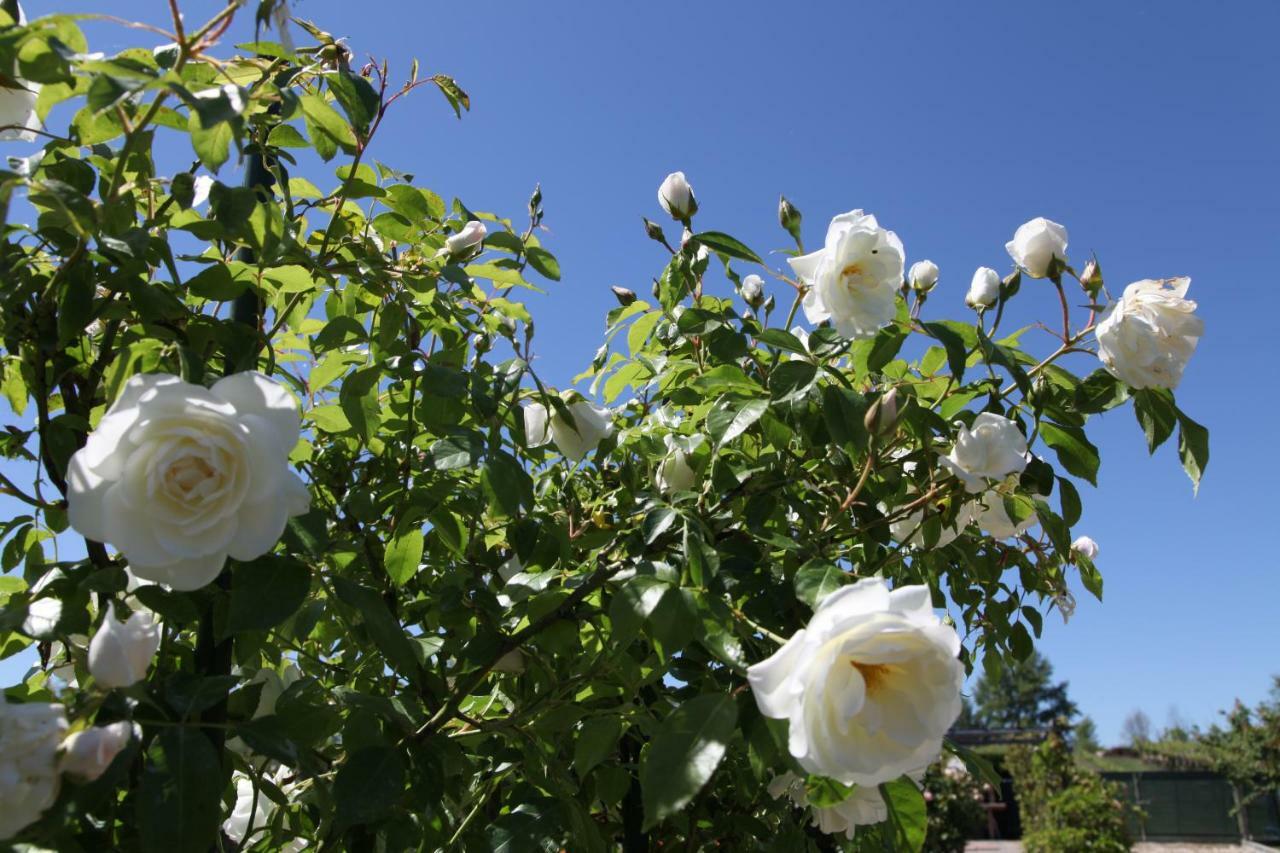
[3,0,1277,744]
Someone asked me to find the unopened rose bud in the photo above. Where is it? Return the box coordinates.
[88,603,160,689]
[909,260,939,293]
[763,294,776,314]
[473,333,492,355]
[643,217,667,245]
[60,721,132,782]
[658,171,697,220]
[741,274,765,309]
[864,388,900,436]
[1079,258,1102,297]
[440,220,486,260]
[778,194,803,244]
[611,285,637,306]
[651,278,661,300]
[1071,535,1099,560]
[965,267,1001,310]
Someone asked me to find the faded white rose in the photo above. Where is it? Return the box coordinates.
[748,578,963,787]
[88,602,161,689]
[0,699,66,840]
[940,412,1028,493]
[65,372,310,591]
[1095,277,1203,390]
[973,480,1041,539]
[965,267,1001,310]
[741,273,765,307]
[657,171,696,220]
[223,771,308,852]
[59,721,133,782]
[908,260,939,293]
[788,210,905,340]
[768,771,903,840]
[1005,217,1068,278]
[523,396,614,461]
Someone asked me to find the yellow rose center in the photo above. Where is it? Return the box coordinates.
[852,660,895,696]
[839,262,872,293]
[165,456,217,498]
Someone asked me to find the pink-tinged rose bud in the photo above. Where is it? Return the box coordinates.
[59,721,133,782]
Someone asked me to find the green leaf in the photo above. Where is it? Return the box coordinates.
[768,360,817,403]
[793,559,846,607]
[482,450,533,518]
[331,577,422,680]
[137,728,223,853]
[944,740,1004,790]
[526,245,561,281]
[185,264,248,301]
[188,114,234,172]
[328,69,380,134]
[1078,554,1103,601]
[706,397,767,446]
[922,321,971,383]
[643,507,678,545]
[1176,407,1209,492]
[692,231,763,265]
[822,385,869,449]
[756,328,807,355]
[335,746,405,826]
[575,716,623,778]
[865,324,908,374]
[432,74,471,118]
[1039,422,1100,485]
[640,693,738,831]
[226,556,311,635]
[1075,369,1129,413]
[1132,388,1177,453]
[384,527,424,586]
[879,776,928,852]
[300,93,357,161]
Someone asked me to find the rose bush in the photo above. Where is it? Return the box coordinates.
[0,2,1209,850]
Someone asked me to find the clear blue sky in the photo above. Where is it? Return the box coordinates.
[4,0,1278,745]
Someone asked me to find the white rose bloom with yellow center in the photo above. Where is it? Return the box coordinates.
[788,210,905,340]
[66,372,310,591]
[748,578,963,787]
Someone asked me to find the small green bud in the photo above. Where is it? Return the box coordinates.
[643,217,667,245]
[778,194,803,245]
[1079,257,1103,297]
[864,387,900,437]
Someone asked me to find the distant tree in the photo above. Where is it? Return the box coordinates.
[973,651,1079,729]
[1163,706,1192,742]
[1073,716,1102,754]
[1201,676,1280,812]
[1122,710,1152,746]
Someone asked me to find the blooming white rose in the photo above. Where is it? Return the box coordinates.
[655,434,700,494]
[0,699,66,840]
[657,171,696,220]
[523,397,614,461]
[972,480,1041,539]
[788,210,905,340]
[441,219,486,258]
[965,267,1001,310]
[1095,277,1203,390]
[940,412,1029,493]
[1071,535,1099,560]
[748,578,963,787]
[59,721,133,782]
[740,273,765,308]
[88,602,161,689]
[65,372,310,590]
[21,596,62,638]
[908,259,939,293]
[1005,217,1068,278]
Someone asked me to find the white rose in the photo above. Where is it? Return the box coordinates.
[747,578,963,787]
[441,219,486,258]
[940,412,1029,493]
[59,720,133,782]
[0,6,40,144]
[21,596,62,638]
[908,260,939,293]
[788,210,905,340]
[65,372,311,590]
[88,602,161,689]
[768,771,896,840]
[1071,535,1099,560]
[965,267,1001,310]
[190,174,214,208]
[223,770,308,852]
[1095,277,1203,390]
[657,171,697,220]
[523,397,614,462]
[654,434,701,494]
[888,499,974,550]
[1005,217,1068,278]
[0,699,66,840]
[740,273,765,308]
[973,481,1041,539]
